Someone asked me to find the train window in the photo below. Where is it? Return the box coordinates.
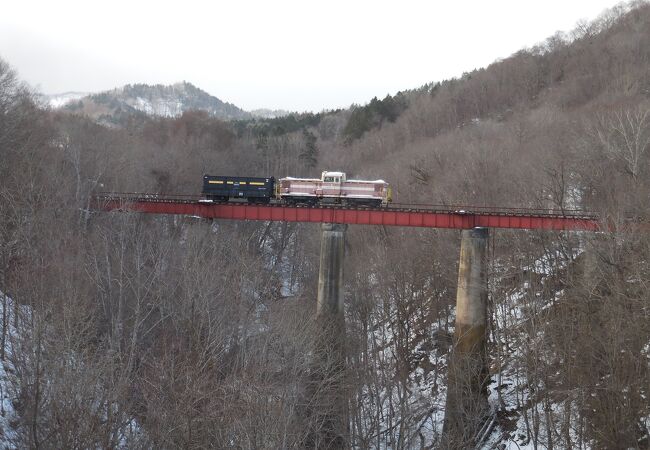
[324,176,334,182]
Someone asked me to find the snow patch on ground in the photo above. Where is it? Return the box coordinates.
[350,287,450,448]
[482,245,586,448]
[0,292,23,449]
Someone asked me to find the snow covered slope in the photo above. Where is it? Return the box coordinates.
[54,82,252,122]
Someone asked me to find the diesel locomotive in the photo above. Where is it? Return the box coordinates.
[202,171,392,207]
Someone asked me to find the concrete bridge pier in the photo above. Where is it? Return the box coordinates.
[316,223,347,318]
[443,227,490,447]
[307,223,348,450]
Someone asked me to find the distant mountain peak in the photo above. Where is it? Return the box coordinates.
[55,82,252,123]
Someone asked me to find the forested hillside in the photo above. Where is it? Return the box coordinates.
[1,2,650,448]
[61,81,252,125]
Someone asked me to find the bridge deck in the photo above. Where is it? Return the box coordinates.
[92,193,602,231]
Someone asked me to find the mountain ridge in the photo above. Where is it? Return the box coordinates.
[48,81,291,122]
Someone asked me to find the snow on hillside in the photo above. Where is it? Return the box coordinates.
[44,92,89,108]
[250,108,291,119]
[0,291,147,448]
[0,246,587,448]
[70,82,253,121]
[481,245,587,449]
[0,292,24,449]
[44,84,296,121]
[132,95,184,117]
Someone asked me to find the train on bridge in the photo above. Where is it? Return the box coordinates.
[95,170,601,231]
[202,171,392,207]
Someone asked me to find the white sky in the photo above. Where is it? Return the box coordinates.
[0,0,625,112]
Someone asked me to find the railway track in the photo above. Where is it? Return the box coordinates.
[93,192,598,220]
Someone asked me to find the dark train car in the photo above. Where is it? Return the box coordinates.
[202,175,275,203]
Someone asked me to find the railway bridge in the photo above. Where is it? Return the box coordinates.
[93,192,602,231]
[92,192,608,447]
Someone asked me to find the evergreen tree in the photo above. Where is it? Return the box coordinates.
[299,129,318,168]
[342,93,408,143]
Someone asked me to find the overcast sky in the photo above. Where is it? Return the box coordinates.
[0,0,624,112]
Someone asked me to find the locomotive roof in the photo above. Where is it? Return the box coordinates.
[280,176,386,183]
[323,171,345,177]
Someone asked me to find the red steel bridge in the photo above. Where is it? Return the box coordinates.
[93,193,605,231]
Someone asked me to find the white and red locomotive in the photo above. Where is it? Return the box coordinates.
[202,171,392,207]
[278,171,391,207]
